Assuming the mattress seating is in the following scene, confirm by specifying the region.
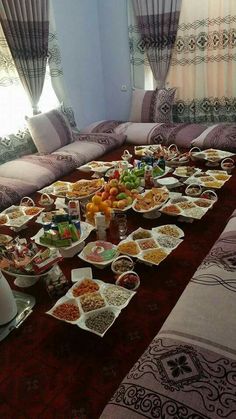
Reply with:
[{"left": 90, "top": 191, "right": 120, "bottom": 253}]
[{"left": 100, "top": 209, "right": 236, "bottom": 419}]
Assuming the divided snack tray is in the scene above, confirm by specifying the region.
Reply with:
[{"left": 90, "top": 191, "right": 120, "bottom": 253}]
[
  {"left": 0, "top": 205, "right": 43, "bottom": 228},
  {"left": 191, "top": 148, "right": 235, "bottom": 162},
  {"left": 184, "top": 170, "right": 231, "bottom": 189},
  {"left": 160, "top": 195, "right": 215, "bottom": 220},
  {"left": 47, "top": 278, "right": 136, "bottom": 337},
  {"left": 117, "top": 226, "right": 183, "bottom": 266},
  {"left": 38, "top": 179, "right": 104, "bottom": 199},
  {"left": 78, "top": 160, "right": 118, "bottom": 173}
]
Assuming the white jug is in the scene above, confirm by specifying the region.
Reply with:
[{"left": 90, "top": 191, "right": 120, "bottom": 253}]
[{"left": 0, "top": 272, "right": 17, "bottom": 325}]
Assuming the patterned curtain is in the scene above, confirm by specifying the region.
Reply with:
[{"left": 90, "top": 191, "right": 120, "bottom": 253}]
[
  {"left": 48, "top": 3, "right": 76, "bottom": 127},
  {"left": 167, "top": 0, "right": 236, "bottom": 122},
  {"left": 0, "top": 0, "right": 49, "bottom": 114},
  {"left": 130, "top": 0, "right": 181, "bottom": 88}
]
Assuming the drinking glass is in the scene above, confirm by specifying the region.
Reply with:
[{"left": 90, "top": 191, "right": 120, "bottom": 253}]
[{"left": 116, "top": 213, "right": 127, "bottom": 240}]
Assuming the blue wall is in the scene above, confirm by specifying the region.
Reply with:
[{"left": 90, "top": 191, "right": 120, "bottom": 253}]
[
  {"left": 52, "top": 0, "right": 131, "bottom": 128},
  {"left": 98, "top": 0, "right": 132, "bottom": 121}
]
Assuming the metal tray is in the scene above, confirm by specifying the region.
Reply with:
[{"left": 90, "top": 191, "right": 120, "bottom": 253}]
[{"left": 0, "top": 290, "right": 35, "bottom": 342}]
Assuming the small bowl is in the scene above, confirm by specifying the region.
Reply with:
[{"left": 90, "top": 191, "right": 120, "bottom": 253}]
[
  {"left": 221, "top": 158, "right": 235, "bottom": 174},
  {"left": 111, "top": 255, "right": 134, "bottom": 275},
  {"left": 189, "top": 147, "right": 201, "bottom": 161},
  {"left": 116, "top": 270, "right": 140, "bottom": 291},
  {"left": 185, "top": 183, "right": 202, "bottom": 197},
  {"left": 200, "top": 189, "right": 218, "bottom": 202}
]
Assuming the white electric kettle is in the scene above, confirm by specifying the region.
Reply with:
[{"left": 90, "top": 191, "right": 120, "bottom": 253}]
[{"left": 0, "top": 272, "right": 17, "bottom": 325}]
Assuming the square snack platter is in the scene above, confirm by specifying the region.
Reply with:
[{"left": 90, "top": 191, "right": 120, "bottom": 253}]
[
  {"left": 184, "top": 170, "right": 231, "bottom": 189},
  {"left": 192, "top": 148, "right": 235, "bottom": 161},
  {"left": 47, "top": 277, "right": 136, "bottom": 337},
  {"left": 116, "top": 226, "right": 184, "bottom": 267},
  {"left": 0, "top": 205, "right": 43, "bottom": 230},
  {"left": 160, "top": 195, "right": 215, "bottom": 220}
]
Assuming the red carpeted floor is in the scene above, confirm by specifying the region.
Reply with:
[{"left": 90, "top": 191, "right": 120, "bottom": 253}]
[{"left": 0, "top": 145, "right": 236, "bottom": 419}]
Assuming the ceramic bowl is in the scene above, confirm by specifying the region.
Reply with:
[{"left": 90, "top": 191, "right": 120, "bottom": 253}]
[{"left": 116, "top": 270, "right": 140, "bottom": 291}]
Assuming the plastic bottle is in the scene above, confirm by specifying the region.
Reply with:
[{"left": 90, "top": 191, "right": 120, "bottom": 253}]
[
  {"left": 158, "top": 155, "right": 166, "bottom": 171},
  {"left": 68, "top": 200, "right": 80, "bottom": 220},
  {"left": 144, "top": 165, "right": 154, "bottom": 189}
]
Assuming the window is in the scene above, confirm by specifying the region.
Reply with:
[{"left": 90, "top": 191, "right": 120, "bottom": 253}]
[{"left": 0, "top": 66, "right": 59, "bottom": 137}]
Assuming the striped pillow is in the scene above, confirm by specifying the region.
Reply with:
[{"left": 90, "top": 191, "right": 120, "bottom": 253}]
[
  {"left": 26, "top": 109, "right": 74, "bottom": 153},
  {"left": 129, "top": 88, "right": 176, "bottom": 123}
]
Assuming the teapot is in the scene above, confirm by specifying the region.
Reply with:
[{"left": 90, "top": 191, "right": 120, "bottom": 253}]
[{"left": 0, "top": 272, "right": 17, "bottom": 325}]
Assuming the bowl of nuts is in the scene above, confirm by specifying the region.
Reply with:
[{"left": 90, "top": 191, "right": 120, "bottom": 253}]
[{"left": 111, "top": 255, "right": 134, "bottom": 276}]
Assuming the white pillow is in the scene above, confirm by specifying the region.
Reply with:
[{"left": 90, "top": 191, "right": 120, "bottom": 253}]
[{"left": 26, "top": 109, "right": 74, "bottom": 153}]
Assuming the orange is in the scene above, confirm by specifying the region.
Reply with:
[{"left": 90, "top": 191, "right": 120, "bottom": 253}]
[
  {"left": 110, "top": 187, "right": 118, "bottom": 196},
  {"left": 86, "top": 211, "right": 94, "bottom": 221},
  {"left": 103, "top": 207, "right": 111, "bottom": 217},
  {"left": 101, "top": 191, "right": 109, "bottom": 201},
  {"left": 92, "top": 195, "right": 102, "bottom": 205},
  {"left": 86, "top": 202, "right": 94, "bottom": 212},
  {"left": 99, "top": 201, "right": 109, "bottom": 212}
]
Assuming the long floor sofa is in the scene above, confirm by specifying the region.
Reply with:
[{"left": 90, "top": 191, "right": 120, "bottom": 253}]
[
  {"left": 0, "top": 129, "right": 126, "bottom": 211},
  {"left": 100, "top": 209, "right": 236, "bottom": 418}
]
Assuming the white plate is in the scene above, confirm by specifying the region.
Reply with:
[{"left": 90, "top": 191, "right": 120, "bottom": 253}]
[
  {"left": 137, "top": 247, "right": 171, "bottom": 266},
  {"left": 1, "top": 205, "right": 43, "bottom": 228},
  {"left": 192, "top": 148, "right": 235, "bottom": 162},
  {"left": 32, "top": 222, "right": 94, "bottom": 255},
  {"left": 173, "top": 167, "right": 201, "bottom": 179},
  {"left": 152, "top": 224, "right": 185, "bottom": 238},
  {"left": 46, "top": 296, "right": 81, "bottom": 325},
  {"left": 78, "top": 241, "right": 119, "bottom": 268},
  {"left": 156, "top": 177, "right": 180, "bottom": 188},
  {"left": 71, "top": 267, "right": 93, "bottom": 283},
  {"left": 77, "top": 306, "right": 121, "bottom": 337},
  {"left": 132, "top": 187, "right": 169, "bottom": 214}
]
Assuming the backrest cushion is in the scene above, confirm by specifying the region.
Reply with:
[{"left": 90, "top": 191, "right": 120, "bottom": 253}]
[
  {"left": 0, "top": 128, "right": 37, "bottom": 164},
  {"left": 129, "top": 88, "right": 176, "bottom": 123},
  {"left": 26, "top": 109, "right": 74, "bottom": 154}
]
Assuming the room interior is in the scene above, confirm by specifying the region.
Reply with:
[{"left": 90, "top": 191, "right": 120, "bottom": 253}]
[{"left": 0, "top": 1, "right": 236, "bottom": 418}]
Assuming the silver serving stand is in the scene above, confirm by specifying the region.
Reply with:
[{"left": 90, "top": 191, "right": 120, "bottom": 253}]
[{"left": 0, "top": 290, "right": 35, "bottom": 342}]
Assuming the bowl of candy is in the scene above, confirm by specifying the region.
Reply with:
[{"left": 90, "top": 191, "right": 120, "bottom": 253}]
[{"left": 116, "top": 270, "right": 140, "bottom": 291}]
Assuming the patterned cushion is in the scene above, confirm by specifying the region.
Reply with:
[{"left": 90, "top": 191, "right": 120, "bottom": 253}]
[
  {"left": 26, "top": 109, "right": 74, "bottom": 154},
  {"left": 129, "top": 88, "right": 176, "bottom": 123},
  {"left": 0, "top": 128, "right": 37, "bottom": 164},
  {"left": 0, "top": 177, "right": 38, "bottom": 211},
  {"left": 191, "top": 123, "right": 236, "bottom": 152}
]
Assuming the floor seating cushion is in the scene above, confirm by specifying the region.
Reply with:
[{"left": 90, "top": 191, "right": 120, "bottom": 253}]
[
  {"left": 81, "top": 120, "right": 236, "bottom": 152},
  {"left": 100, "top": 209, "right": 236, "bottom": 418},
  {"left": 0, "top": 177, "right": 38, "bottom": 211},
  {"left": 0, "top": 133, "right": 126, "bottom": 211}
]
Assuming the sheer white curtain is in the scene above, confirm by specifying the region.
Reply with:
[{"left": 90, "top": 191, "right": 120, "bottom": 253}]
[{"left": 0, "top": 0, "right": 71, "bottom": 136}]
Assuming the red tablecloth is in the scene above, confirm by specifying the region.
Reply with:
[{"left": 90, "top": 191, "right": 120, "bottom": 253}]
[{"left": 1, "top": 145, "right": 236, "bottom": 419}]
